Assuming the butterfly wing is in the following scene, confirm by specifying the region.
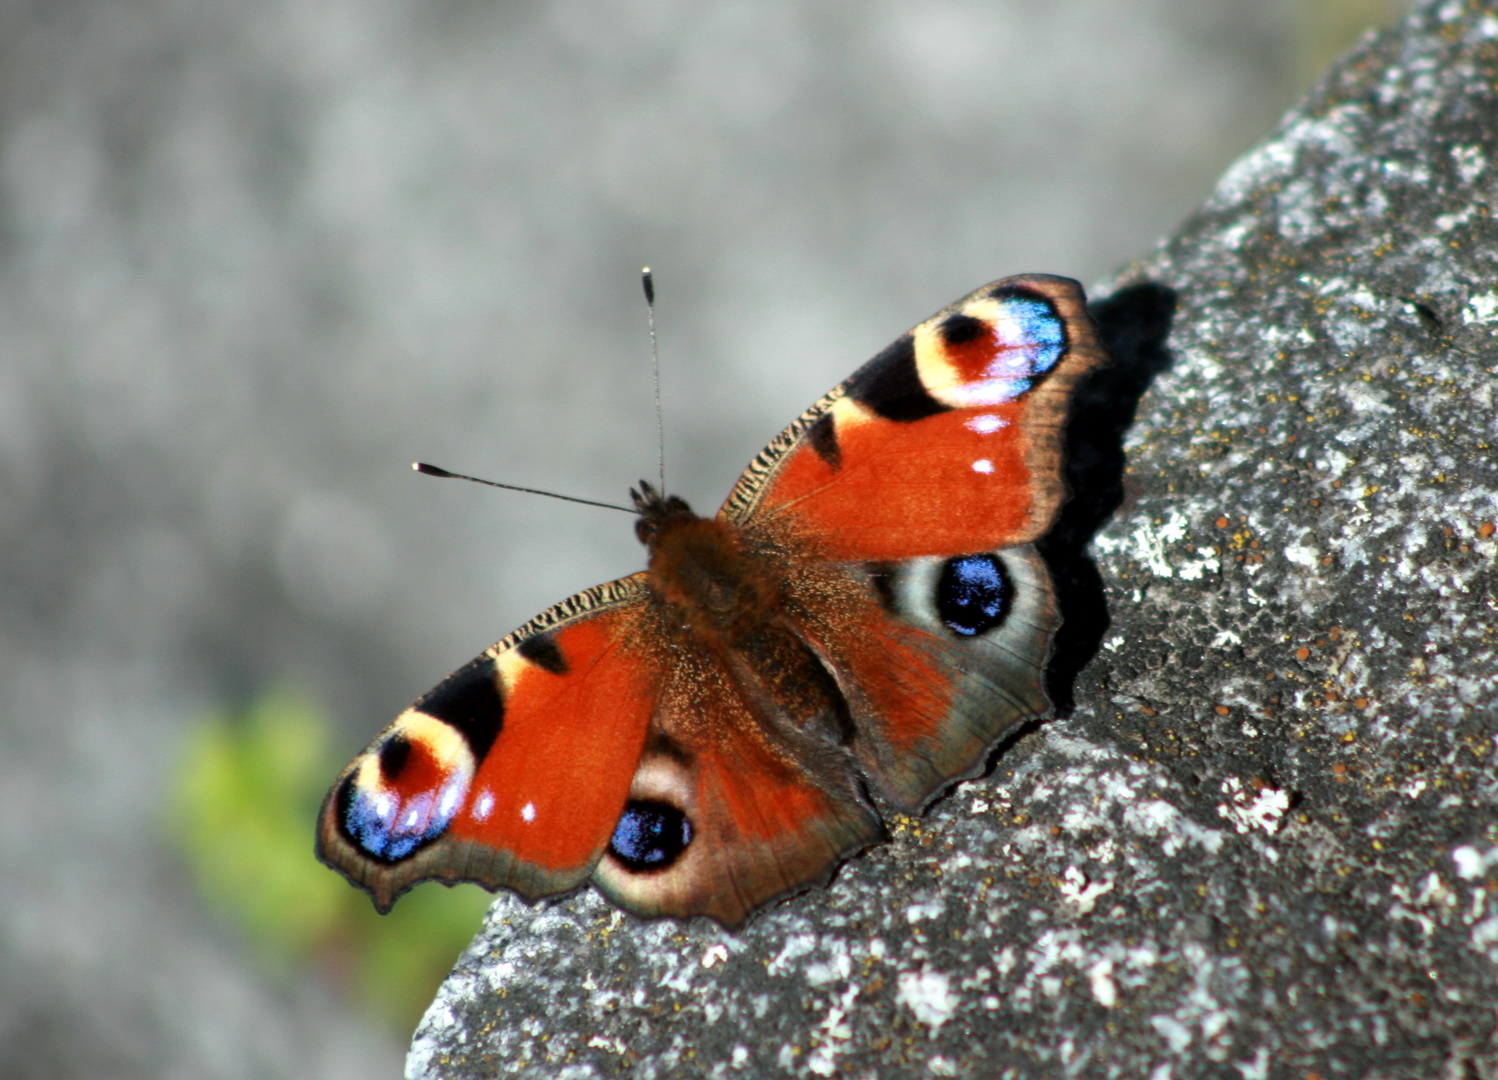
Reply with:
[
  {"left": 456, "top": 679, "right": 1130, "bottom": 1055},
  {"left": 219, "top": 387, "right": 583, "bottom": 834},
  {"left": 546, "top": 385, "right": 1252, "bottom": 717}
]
[
  {"left": 720, "top": 275, "right": 1105, "bottom": 808},
  {"left": 316, "top": 576, "right": 660, "bottom": 912},
  {"left": 721, "top": 274, "right": 1105, "bottom": 558},
  {"left": 779, "top": 543, "right": 1059, "bottom": 810},
  {"left": 589, "top": 620, "right": 884, "bottom": 926}
]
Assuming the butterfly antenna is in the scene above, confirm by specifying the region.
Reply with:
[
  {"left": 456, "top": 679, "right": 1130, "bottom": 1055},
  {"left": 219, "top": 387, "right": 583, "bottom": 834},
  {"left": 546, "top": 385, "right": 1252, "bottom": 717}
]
[
  {"left": 413, "top": 462, "right": 634, "bottom": 513},
  {"left": 642, "top": 267, "right": 666, "bottom": 496}
]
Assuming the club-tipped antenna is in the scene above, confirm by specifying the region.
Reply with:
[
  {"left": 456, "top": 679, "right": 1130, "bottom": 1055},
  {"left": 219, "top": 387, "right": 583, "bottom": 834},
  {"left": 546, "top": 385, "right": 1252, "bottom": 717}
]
[
  {"left": 413, "top": 462, "right": 634, "bottom": 513},
  {"left": 642, "top": 267, "right": 666, "bottom": 497}
]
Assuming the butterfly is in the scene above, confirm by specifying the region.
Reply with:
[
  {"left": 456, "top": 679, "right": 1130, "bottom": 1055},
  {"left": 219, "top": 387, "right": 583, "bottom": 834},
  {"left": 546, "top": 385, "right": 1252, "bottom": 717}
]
[{"left": 316, "top": 275, "right": 1107, "bottom": 927}]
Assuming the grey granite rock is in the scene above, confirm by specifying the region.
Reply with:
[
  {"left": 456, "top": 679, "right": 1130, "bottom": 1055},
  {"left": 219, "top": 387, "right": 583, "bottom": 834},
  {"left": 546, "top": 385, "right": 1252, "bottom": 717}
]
[{"left": 409, "top": 2, "right": 1498, "bottom": 1076}]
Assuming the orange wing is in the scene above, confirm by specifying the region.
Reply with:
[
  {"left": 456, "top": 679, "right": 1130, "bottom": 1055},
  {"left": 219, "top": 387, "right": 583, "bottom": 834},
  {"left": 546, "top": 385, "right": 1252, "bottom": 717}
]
[
  {"left": 720, "top": 275, "right": 1105, "bottom": 560},
  {"left": 316, "top": 577, "right": 658, "bottom": 911}
]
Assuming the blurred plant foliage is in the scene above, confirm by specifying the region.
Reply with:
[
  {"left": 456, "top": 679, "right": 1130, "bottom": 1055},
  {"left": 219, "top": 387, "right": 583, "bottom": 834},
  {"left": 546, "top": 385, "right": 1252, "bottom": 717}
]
[{"left": 168, "top": 689, "right": 491, "bottom": 1031}]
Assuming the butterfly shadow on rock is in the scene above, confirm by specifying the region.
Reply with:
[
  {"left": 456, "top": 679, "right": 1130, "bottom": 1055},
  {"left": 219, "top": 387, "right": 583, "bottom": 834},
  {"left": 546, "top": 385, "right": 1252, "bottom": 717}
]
[{"left": 1038, "top": 280, "right": 1178, "bottom": 718}]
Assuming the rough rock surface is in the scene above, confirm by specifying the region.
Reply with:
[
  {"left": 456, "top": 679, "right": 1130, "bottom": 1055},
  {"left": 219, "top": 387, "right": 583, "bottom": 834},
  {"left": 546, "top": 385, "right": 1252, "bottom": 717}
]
[{"left": 409, "top": 3, "right": 1498, "bottom": 1076}]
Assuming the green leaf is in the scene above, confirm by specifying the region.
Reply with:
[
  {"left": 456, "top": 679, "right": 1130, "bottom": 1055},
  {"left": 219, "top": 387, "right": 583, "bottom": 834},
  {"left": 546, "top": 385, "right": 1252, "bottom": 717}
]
[{"left": 167, "top": 688, "right": 489, "bottom": 1030}]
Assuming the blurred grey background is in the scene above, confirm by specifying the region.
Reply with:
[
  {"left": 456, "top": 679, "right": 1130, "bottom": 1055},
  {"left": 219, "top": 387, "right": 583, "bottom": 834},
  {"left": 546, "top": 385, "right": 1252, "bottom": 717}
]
[{"left": 0, "top": 0, "right": 1405, "bottom": 1076}]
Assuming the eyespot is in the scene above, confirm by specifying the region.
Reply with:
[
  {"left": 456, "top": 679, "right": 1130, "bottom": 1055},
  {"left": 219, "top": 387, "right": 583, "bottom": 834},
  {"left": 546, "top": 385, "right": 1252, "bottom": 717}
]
[
  {"left": 378, "top": 733, "right": 412, "bottom": 780},
  {"left": 337, "top": 721, "right": 474, "bottom": 863},
  {"left": 608, "top": 800, "right": 693, "bottom": 871},
  {"left": 938, "top": 312, "right": 988, "bottom": 345},
  {"left": 934, "top": 289, "right": 1066, "bottom": 407},
  {"left": 936, "top": 553, "right": 1011, "bottom": 636},
  {"left": 340, "top": 772, "right": 436, "bottom": 862}
]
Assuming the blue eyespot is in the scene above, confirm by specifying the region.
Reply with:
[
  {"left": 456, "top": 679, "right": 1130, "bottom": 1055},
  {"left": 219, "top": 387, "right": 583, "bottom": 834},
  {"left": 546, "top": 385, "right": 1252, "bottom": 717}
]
[
  {"left": 609, "top": 800, "right": 692, "bottom": 871},
  {"left": 937, "top": 554, "right": 1011, "bottom": 637},
  {"left": 1003, "top": 296, "right": 1064, "bottom": 378},
  {"left": 343, "top": 783, "right": 431, "bottom": 860},
  {"left": 946, "top": 291, "right": 1067, "bottom": 406},
  {"left": 337, "top": 746, "right": 467, "bottom": 863}
]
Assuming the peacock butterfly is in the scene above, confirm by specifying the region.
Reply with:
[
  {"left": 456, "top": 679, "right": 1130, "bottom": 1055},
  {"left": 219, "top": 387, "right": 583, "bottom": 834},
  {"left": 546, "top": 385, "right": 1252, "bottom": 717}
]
[{"left": 316, "top": 274, "right": 1107, "bottom": 927}]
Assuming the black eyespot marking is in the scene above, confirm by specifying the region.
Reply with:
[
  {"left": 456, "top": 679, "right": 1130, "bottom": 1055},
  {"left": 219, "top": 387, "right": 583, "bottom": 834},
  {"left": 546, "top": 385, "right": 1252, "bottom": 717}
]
[
  {"left": 416, "top": 656, "right": 504, "bottom": 760},
  {"left": 337, "top": 760, "right": 453, "bottom": 864},
  {"left": 936, "top": 554, "right": 1011, "bottom": 637},
  {"left": 807, "top": 412, "right": 842, "bottom": 469},
  {"left": 847, "top": 335, "right": 948, "bottom": 422},
  {"left": 985, "top": 282, "right": 1050, "bottom": 308},
  {"left": 938, "top": 312, "right": 987, "bottom": 345},
  {"left": 609, "top": 800, "right": 693, "bottom": 872},
  {"left": 378, "top": 733, "right": 412, "bottom": 781},
  {"left": 335, "top": 773, "right": 357, "bottom": 818},
  {"left": 334, "top": 773, "right": 378, "bottom": 853},
  {"left": 517, "top": 633, "right": 568, "bottom": 675}
]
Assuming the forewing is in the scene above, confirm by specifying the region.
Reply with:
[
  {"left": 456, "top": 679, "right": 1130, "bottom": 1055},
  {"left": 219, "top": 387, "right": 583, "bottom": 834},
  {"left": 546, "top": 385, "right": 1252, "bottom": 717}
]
[
  {"left": 316, "top": 576, "right": 659, "bottom": 912},
  {"left": 720, "top": 274, "right": 1106, "bottom": 560}
]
